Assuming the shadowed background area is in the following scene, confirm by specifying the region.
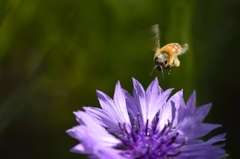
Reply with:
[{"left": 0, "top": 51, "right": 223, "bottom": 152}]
[{"left": 0, "top": 0, "right": 239, "bottom": 158}]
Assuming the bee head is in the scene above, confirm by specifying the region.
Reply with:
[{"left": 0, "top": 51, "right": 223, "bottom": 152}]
[
  {"left": 155, "top": 57, "right": 167, "bottom": 71},
  {"left": 150, "top": 57, "right": 167, "bottom": 78}
]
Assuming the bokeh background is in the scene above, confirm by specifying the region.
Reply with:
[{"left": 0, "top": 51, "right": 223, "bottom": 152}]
[{"left": 0, "top": 0, "right": 239, "bottom": 158}]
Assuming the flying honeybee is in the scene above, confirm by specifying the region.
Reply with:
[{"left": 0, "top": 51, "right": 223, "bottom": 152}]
[{"left": 149, "top": 24, "right": 189, "bottom": 78}]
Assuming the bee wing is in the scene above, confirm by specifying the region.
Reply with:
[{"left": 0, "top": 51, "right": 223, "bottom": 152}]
[
  {"left": 130, "top": 24, "right": 161, "bottom": 52},
  {"left": 148, "top": 24, "right": 160, "bottom": 52},
  {"left": 179, "top": 43, "right": 189, "bottom": 55}
]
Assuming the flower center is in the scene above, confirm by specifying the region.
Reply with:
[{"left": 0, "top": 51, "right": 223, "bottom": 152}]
[{"left": 116, "top": 114, "right": 186, "bottom": 159}]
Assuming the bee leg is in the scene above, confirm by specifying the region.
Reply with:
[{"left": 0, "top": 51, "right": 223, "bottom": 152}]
[{"left": 168, "top": 69, "right": 171, "bottom": 75}]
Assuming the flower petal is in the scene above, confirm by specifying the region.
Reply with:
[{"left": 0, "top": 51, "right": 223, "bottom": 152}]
[
  {"left": 113, "top": 81, "right": 130, "bottom": 125},
  {"left": 178, "top": 120, "right": 222, "bottom": 138},
  {"left": 158, "top": 90, "right": 182, "bottom": 129},
  {"left": 83, "top": 107, "right": 120, "bottom": 131},
  {"left": 96, "top": 89, "right": 129, "bottom": 132},
  {"left": 146, "top": 78, "right": 161, "bottom": 111},
  {"left": 93, "top": 147, "right": 126, "bottom": 159},
  {"left": 192, "top": 103, "right": 212, "bottom": 123},
  {"left": 207, "top": 133, "right": 227, "bottom": 144},
  {"left": 148, "top": 88, "right": 174, "bottom": 126},
  {"left": 132, "top": 78, "right": 147, "bottom": 123},
  {"left": 185, "top": 91, "right": 196, "bottom": 115},
  {"left": 72, "top": 112, "right": 120, "bottom": 144},
  {"left": 66, "top": 112, "right": 122, "bottom": 157},
  {"left": 96, "top": 90, "right": 119, "bottom": 122},
  {"left": 179, "top": 134, "right": 228, "bottom": 159}
]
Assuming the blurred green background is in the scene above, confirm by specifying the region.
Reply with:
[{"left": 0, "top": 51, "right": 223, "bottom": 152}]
[{"left": 0, "top": 0, "right": 238, "bottom": 158}]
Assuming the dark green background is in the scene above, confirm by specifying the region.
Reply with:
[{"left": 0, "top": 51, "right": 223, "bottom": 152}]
[{"left": 0, "top": 0, "right": 238, "bottom": 158}]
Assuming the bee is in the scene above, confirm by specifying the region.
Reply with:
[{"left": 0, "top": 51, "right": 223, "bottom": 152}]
[{"left": 149, "top": 24, "right": 189, "bottom": 78}]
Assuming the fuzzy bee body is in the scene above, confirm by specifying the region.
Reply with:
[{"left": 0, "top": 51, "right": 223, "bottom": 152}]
[
  {"left": 154, "top": 43, "right": 188, "bottom": 73},
  {"left": 149, "top": 24, "right": 188, "bottom": 76}
]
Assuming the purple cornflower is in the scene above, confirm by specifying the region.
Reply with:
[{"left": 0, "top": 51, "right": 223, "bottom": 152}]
[{"left": 67, "top": 78, "right": 228, "bottom": 159}]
